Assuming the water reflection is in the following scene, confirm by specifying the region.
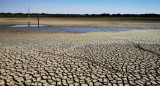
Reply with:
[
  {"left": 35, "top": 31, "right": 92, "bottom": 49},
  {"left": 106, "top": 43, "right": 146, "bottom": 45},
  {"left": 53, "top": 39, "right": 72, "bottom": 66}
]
[
  {"left": 10, "top": 25, "right": 48, "bottom": 27},
  {"left": 24, "top": 26, "right": 136, "bottom": 33},
  {"left": 1, "top": 25, "right": 137, "bottom": 33}
]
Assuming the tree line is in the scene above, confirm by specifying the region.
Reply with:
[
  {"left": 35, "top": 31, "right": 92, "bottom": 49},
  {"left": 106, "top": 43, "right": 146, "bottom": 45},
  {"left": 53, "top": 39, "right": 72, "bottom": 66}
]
[{"left": 0, "top": 13, "right": 160, "bottom": 17}]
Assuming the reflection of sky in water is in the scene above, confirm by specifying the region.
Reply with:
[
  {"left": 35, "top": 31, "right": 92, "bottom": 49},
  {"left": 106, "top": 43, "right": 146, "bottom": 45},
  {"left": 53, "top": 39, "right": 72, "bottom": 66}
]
[
  {"left": 40, "top": 27, "right": 135, "bottom": 33},
  {"left": 0, "top": 25, "right": 139, "bottom": 33},
  {"left": 152, "top": 27, "right": 160, "bottom": 29},
  {"left": 10, "top": 25, "right": 48, "bottom": 27},
  {"left": 0, "top": 25, "right": 142, "bottom": 33},
  {"left": 23, "top": 26, "right": 136, "bottom": 33}
]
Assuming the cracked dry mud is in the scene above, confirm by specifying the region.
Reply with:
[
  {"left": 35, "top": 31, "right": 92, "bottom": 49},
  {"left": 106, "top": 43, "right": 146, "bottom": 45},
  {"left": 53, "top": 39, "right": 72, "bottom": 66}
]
[{"left": 0, "top": 31, "right": 160, "bottom": 86}]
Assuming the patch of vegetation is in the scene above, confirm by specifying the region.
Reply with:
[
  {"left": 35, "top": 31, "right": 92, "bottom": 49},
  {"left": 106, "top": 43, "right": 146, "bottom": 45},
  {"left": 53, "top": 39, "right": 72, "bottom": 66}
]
[{"left": 0, "top": 13, "right": 160, "bottom": 18}]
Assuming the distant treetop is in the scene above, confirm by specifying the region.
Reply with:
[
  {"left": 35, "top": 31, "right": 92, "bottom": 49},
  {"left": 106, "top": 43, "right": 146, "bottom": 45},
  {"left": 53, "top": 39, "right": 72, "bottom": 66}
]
[{"left": 0, "top": 13, "right": 160, "bottom": 17}]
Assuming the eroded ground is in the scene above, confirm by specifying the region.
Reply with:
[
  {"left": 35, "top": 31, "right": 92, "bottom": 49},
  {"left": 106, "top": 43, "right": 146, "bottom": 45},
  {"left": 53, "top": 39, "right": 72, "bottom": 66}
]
[{"left": 0, "top": 30, "right": 160, "bottom": 85}]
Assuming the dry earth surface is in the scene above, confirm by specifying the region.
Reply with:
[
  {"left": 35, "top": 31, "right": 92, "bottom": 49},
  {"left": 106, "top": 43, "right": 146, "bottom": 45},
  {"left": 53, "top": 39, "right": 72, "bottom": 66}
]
[
  {"left": 0, "top": 18, "right": 160, "bottom": 86},
  {"left": 0, "top": 17, "right": 160, "bottom": 29}
]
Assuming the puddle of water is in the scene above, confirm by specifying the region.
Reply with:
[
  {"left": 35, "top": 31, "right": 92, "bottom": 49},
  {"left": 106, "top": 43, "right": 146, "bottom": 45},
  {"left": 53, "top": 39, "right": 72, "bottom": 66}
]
[
  {"left": 10, "top": 25, "right": 48, "bottom": 27},
  {"left": 0, "top": 25, "right": 9, "bottom": 28},
  {"left": 24, "top": 26, "right": 136, "bottom": 33},
  {"left": 152, "top": 27, "right": 160, "bottom": 29},
  {"left": 0, "top": 25, "right": 137, "bottom": 33}
]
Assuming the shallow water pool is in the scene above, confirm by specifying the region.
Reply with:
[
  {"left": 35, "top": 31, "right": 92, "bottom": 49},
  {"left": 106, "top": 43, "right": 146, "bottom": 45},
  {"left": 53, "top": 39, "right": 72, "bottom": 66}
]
[
  {"left": 10, "top": 25, "right": 48, "bottom": 27},
  {"left": 22, "top": 26, "right": 136, "bottom": 33},
  {"left": 1, "top": 25, "right": 137, "bottom": 33}
]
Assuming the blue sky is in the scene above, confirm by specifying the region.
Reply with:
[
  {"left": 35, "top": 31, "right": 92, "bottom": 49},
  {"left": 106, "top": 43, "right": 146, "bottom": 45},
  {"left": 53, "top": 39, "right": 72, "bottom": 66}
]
[{"left": 0, "top": 0, "right": 160, "bottom": 14}]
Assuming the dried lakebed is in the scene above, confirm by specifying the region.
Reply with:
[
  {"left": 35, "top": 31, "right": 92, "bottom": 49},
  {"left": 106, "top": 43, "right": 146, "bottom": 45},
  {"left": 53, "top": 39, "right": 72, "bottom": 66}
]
[{"left": 0, "top": 27, "right": 160, "bottom": 85}]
